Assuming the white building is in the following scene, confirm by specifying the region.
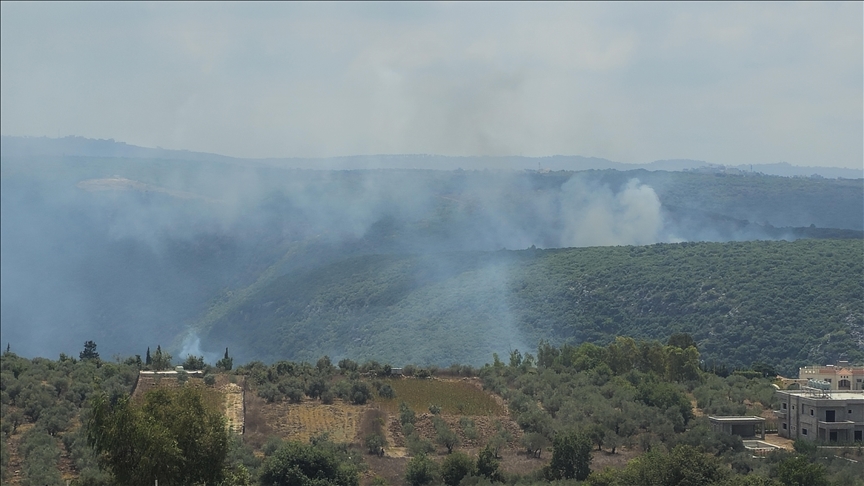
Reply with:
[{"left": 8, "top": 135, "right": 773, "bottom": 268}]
[{"left": 797, "top": 362, "right": 864, "bottom": 390}]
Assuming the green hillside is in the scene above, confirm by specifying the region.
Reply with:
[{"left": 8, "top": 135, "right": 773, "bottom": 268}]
[
  {"left": 203, "top": 239, "right": 863, "bottom": 374},
  {"left": 3, "top": 150, "right": 862, "bottom": 361}
]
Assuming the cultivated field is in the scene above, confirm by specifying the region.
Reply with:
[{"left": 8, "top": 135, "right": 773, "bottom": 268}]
[
  {"left": 375, "top": 377, "right": 506, "bottom": 416},
  {"left": 252, "top": 399, "right": 366, "bottom": 444}
]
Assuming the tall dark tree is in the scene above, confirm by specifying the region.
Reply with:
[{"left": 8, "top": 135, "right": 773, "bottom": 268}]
[
  {"left": 79, "top": 340, "right": 99, "bottom": 361},
  {"left": 145, "top": 347, "right": 152, "bottom": 366},
  {"left": 151, "top": 345, "right": 172, "bottom": 371},
  {"left": 216, "top": 347, "right": 233, "bottom": 372}
]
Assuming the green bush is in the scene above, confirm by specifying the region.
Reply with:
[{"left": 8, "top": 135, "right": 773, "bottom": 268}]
[{"left": 405, "top": 454, "right": 437, "bottom": 486}]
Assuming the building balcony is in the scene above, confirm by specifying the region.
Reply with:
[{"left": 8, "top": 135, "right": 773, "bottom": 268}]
[{"left": 817, "top": 420, "right": 857, "bottom": 429}]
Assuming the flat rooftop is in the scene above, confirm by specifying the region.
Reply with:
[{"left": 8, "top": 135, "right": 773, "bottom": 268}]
[
  {"left": 708, "top": 416, "right": 765, "bottom": 422},
  {"left": 777, "top": 390, "right": 864, "bottom": 400}
]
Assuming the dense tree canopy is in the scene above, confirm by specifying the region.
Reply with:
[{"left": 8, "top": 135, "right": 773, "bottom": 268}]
[
  {"left": 87, "top": 387, "right": 228, "bottom": 486},
  {"left": 205, "top": 239, "right": 863, "bottom": 375},
  {"left": 258, "top": 438, "right": 360, "bottom": 486}
]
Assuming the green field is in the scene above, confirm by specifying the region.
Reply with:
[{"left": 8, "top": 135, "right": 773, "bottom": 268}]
[{"left": 375, "top": 378, "right": 506, "bottom": 416}]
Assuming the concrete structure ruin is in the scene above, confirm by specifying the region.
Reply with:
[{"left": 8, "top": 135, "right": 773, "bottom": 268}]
[{"left": 708, "top": 416, "right": 766, "bottom": 440}]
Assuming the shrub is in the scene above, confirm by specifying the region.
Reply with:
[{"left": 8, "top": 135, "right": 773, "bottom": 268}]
[
  {"left": 407, "top": 434, "right": 435, "bottom": 456},
  {"left": 442, "top": 452, "right": 475, "bottom": 486},
  {"left": 285, "top": 387, "right": 304, "bottom": 404},
  {"left": 399, "top": 402, "right": 416, "bottom": 426},
  {"left": 378, "top": 383, "right": 396, "bottom": 399},
  {"left": 365, "top": 434, "right": 387, "bottom": 457},
  {"left": 350, "top": 382, "right": 372, "bottom": 405},
  {"left": 405, "top": 454, "right": 437, "bottom": 486}
]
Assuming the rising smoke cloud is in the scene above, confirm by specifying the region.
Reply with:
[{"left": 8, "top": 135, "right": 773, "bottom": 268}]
[
  {"left": 0, "top": 152, "right": 715, "bottom": 364},
  {"left": 558, "top": 177, "right": 663, "bottom": 247}
]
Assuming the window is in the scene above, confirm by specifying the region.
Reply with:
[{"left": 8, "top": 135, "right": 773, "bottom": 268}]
[
  {"left": 802, "top": 428, "right": 808, "bottom": 436},
  {"left": 810, "top": 409, "right": 814, "bottom": 416},
  {"left": 782, "top": 403, "right": 787, "bottom": 409},
  {"left": 850, "top": 410, "right": 854, "bottom": 414},
  {"left": 782, "top": 423, "right": 787, "bottom": 430}
]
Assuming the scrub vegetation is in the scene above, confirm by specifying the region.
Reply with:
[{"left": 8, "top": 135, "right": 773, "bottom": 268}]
[
  {"left": 2, "top": 339, "right": 862, "bottom": 485},
  {"left": 206, "top": 239, "right": 863, "bottom": 375}
]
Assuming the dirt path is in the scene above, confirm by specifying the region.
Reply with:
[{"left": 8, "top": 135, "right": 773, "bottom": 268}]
[
  {"left": 222, "top": 382, "right": 245, "bottom": 434},
  {"left": 761, "top": 433, "right": 794, "bottom": 450}
]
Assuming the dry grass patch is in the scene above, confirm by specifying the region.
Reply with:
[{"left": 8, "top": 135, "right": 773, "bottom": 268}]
[
  {"left": 257, "top": 399, "right": 367, "bottom": 444},
  {"left": 376, "top": 378, "right": 505, "bottom": 416},
  {"left": 362, "top": 455, "right": 409, "bottom": 486}
]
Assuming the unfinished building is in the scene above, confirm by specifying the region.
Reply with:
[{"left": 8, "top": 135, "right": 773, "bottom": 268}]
[{"left": 775, "top": 380, "right": 864, "bottom": 443}]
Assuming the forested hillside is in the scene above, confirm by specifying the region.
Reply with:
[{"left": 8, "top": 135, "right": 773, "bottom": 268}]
[
  {"left": 2, "top": 147, "right": 862, "bottom": 365},
  {"left": 203, "top": 239, "right": 863, "bottom": 375}
]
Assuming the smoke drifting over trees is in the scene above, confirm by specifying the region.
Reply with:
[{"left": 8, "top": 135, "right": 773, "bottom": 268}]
[{"left": 1, "top": 137, "right": 861, "bottom": 364}]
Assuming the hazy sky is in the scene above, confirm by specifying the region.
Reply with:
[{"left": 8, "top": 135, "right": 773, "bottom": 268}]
[{"left": 1, "top": 2, "right": 861, "bottom": 168}]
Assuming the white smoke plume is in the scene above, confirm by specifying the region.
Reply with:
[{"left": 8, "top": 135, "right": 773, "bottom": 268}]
[{"left": 559, "top": 177, "right": 663, "bottom": 247}]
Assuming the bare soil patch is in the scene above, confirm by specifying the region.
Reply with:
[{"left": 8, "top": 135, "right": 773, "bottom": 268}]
[{"left": 257, "top": 398, "right": 368, "bottom": 444}]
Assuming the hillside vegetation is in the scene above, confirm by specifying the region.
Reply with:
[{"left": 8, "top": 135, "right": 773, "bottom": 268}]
[
  {"left": 2, "top": 150, "right": 862, "bottom": 367},
  {"left": 204, "top": 239, "right": 863, "bottom": 374},
  {"left": 3, "top": 338, "right": 863, "bottom": 485}
]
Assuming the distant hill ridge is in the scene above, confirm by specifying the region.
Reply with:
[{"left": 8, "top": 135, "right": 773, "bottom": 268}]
[{"left": 3, "top": 135, "right": 861, "bottom": 178}]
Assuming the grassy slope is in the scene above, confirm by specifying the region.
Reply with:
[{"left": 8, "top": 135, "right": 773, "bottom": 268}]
[{"left": 203, "top": 239, "right": 863, "bottom": 374}]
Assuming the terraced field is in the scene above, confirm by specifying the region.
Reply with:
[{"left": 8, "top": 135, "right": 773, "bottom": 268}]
[
  {"left": 258, "top": 401, "right": 366, "bottom": 443},
  {"left": 375, "top": 377, "right": 507, "bottom": 416}
]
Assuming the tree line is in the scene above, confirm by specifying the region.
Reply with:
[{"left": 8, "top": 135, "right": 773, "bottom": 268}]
[{"left": 2, "top": 337, "right": 862, "bottom": 485}]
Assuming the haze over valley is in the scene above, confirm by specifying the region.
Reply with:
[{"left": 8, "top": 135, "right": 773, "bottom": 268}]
[
  {"left": 3, "top": 3, "right": 864, "bottom": 484},
  {"left": 1, "top": 136, "right": 861, "bottom": 374}
]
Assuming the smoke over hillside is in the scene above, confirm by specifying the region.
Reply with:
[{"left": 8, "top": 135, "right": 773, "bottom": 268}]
[{"left": 1, "top": 138, "right": 862, "bottom": 363}]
